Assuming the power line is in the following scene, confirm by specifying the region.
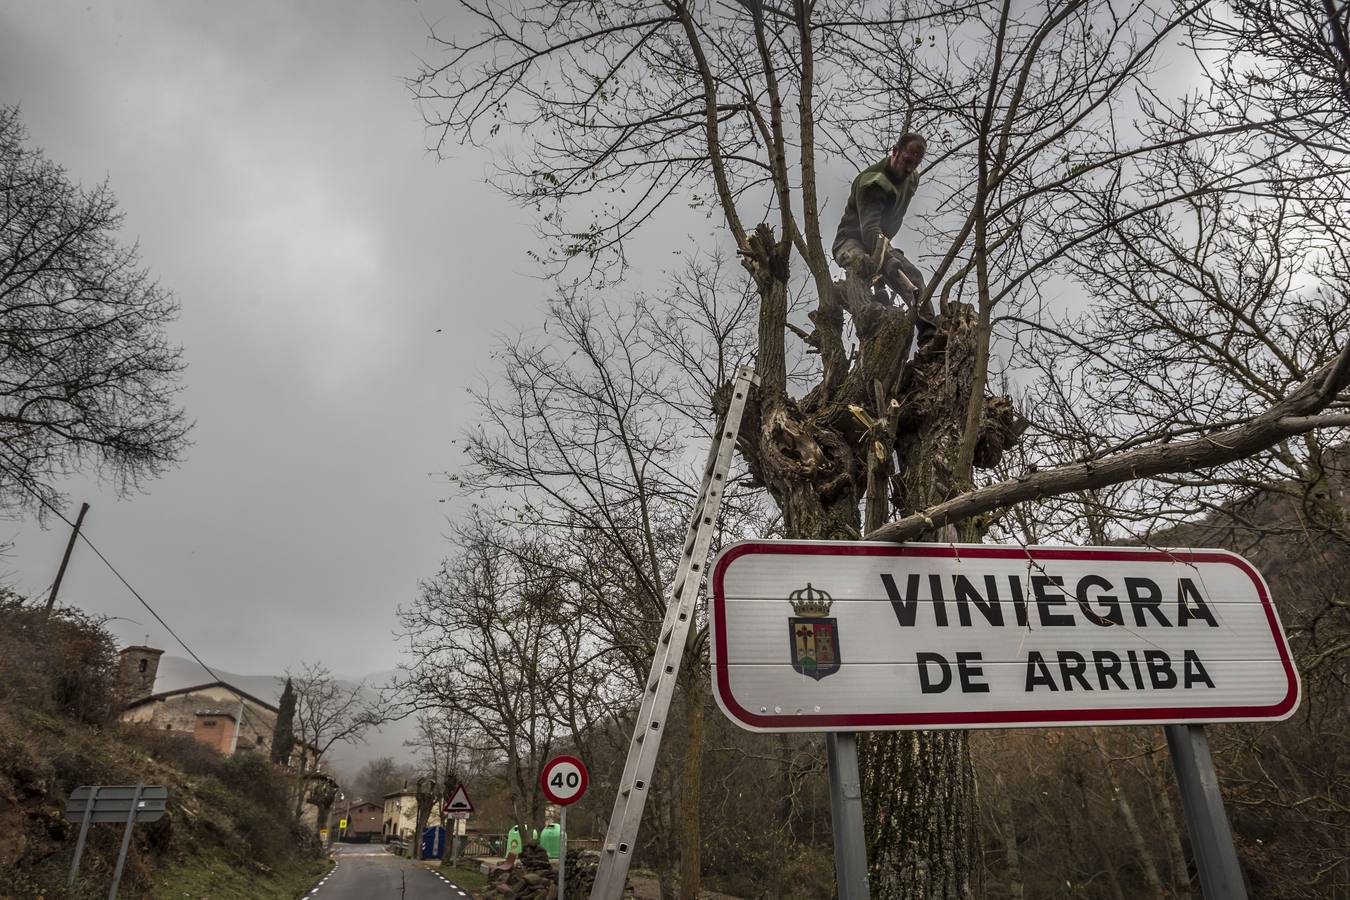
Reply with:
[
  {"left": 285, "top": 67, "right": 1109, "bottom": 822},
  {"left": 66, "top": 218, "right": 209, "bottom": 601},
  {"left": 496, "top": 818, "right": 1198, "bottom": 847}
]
[{"left": 21, "top": 488, "right": 275, "bottom": 742}]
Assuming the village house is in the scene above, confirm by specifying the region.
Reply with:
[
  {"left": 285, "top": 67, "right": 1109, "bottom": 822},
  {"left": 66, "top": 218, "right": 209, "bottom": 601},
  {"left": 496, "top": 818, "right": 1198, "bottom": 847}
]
[
  {"left": 329, "top": 799, "right": 383, "bottom": 843},
  {"left": 382, "top": 789, "right": 446, "bottom": 842}
]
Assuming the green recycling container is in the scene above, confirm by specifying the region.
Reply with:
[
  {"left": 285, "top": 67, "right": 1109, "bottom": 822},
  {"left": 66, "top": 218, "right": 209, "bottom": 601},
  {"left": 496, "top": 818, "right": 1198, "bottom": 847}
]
[
  {"left": 505, "top": 826, "right": 539, "bottom": 855},
  {"left": 539, "top": 823, "right": 563, "bottom": 859}
]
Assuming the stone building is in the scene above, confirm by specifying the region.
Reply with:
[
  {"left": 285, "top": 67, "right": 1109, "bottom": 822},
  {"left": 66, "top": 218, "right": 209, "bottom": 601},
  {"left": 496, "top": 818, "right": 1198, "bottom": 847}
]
[
  {"left": 118, "top": 645, "right": 164, "bottom": 700},
  {"left": 122, "top": 679, "right": 281, "bottom": 756},
  {"left": 116, "top": 645, "right": 315, "bottom": 766}
]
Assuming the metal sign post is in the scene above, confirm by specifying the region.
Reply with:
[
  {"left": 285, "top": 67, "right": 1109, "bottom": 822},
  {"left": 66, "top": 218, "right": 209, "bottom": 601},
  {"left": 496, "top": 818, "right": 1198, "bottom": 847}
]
[
  {"left": 826, "top": 734, "right": 870, "bottom": 900},
  {"left": 106, "top": 783, "right": 143, "bottom": 900},
  {"left": 1165, "top": 724, "right": 1249, "bottom": 899},
  {"left": 558, "top": 805, "right": 569, "bottom": 900},
  {"left": 541, "top": 756, "right": 588, "bottom": 900},
  {"left": 65, "top": 784, "right": 168, "bottom": 897},
  {"left": 68, "top": 787, "right": 98, "bottom": 886}
]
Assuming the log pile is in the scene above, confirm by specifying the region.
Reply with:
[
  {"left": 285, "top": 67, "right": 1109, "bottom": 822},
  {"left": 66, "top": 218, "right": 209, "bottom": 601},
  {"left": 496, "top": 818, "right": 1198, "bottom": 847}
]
[{"left": 482, "top": 845, "right": 632, "bottom": 899}]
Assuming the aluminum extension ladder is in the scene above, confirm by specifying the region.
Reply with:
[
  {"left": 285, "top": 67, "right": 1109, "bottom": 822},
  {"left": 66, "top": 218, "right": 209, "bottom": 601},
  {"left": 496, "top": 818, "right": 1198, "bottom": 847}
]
[{"left": 590, "top": 365, "right": 758, "bottom": 899}]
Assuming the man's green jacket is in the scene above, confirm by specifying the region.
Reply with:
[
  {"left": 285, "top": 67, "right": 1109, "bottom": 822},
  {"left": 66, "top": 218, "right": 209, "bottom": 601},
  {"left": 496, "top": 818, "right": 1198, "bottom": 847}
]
[{"left": 832, "top": 157, "right": 920, "bottom": 261}]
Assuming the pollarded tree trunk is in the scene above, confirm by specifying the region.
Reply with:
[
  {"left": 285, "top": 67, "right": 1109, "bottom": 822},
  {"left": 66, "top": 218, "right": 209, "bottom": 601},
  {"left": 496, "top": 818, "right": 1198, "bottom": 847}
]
[
  {"left": 728, "top": 232, "right": 1026, "bottom": 899},
  {"left": 414, "top": 780, "right": 437, "bottom": 860},
  {"left": 857, "top": 304, "right": 985, "bottom": 900}
]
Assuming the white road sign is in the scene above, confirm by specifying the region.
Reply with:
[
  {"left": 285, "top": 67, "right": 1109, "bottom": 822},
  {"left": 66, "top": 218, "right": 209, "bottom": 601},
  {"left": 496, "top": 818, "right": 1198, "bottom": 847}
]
[
  {"left": 711, "top": 541, "right": 1299, "bottom": 732},
  {"left": 539, "top": 756, "right": 588, "bottom": 806},
  {"left": 444, "top": 783, "right": 473, "bottom": 815}
]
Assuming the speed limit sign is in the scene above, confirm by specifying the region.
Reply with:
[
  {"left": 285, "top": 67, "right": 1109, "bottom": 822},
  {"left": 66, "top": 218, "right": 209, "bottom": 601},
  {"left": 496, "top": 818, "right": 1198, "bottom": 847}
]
[{"left": 539, "top": 755, "right": 588, "bottom": 806}]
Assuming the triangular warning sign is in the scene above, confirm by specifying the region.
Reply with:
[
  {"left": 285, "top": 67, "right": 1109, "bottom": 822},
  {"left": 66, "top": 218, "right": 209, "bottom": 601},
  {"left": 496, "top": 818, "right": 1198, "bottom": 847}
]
[{"left": 444, "top": 783, "right": 474, "bottom": 813}]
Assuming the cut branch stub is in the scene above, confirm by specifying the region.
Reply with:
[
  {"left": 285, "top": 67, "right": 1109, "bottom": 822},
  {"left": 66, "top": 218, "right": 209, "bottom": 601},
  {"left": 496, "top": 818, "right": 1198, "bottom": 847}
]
[{"left": 974, "top": 395, "right": 1030, "bottom": 469}]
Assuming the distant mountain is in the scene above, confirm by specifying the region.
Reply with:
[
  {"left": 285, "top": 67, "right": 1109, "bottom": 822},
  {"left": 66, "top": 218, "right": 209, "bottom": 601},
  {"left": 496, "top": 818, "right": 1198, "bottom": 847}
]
[{"left": 150, "top": 656, "right": 418, "bottom": 779}]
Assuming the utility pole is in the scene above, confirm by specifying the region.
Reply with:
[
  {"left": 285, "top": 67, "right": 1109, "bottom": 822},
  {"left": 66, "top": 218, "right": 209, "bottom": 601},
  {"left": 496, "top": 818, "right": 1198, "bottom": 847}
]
[{"left": 46, "top": 502, "right": 90, "bottom": 612}]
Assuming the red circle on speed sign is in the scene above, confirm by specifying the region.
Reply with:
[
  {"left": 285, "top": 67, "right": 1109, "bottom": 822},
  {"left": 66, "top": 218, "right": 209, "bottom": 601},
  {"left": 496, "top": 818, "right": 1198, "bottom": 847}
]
[{"left": 540, "top": 756, "right": 588, "bottom": 806}]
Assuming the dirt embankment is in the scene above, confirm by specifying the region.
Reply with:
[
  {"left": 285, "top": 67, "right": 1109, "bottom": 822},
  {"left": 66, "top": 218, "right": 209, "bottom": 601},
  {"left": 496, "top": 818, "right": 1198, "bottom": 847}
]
[{"left": 0, "top": 597, "right": 326, "bottom": 899}]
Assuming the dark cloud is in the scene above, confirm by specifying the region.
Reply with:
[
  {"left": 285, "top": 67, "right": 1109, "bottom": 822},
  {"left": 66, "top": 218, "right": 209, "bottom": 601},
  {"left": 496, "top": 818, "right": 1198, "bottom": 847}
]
[{"left": 0, "top": 0, "right": 912, "bottom": 681}]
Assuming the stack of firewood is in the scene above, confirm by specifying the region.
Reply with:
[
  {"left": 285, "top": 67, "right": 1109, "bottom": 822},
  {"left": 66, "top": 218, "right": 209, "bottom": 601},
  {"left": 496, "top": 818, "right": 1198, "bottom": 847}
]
[{"left": 482, "top": 845, "right": 632, "bottom": 899}]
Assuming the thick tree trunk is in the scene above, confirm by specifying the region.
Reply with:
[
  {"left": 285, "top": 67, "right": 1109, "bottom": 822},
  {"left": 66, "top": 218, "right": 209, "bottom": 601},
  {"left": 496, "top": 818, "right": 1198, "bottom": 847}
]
[
  {"left": 732, "top": 240, "right": 1023, "bottom": 899},
  {"left": 858, "top": 730, "right": 976, "bottom": 899},
  {"left": 856, "top": 304, "right": 986, "bottom": 900}
]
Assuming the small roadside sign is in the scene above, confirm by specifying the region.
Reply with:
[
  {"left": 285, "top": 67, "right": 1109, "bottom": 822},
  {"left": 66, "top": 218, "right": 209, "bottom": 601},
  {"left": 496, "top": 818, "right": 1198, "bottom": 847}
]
[
  {"left": 65, "top": 785, "right": 168, "bottom": 824},
  {"left": 443, "top": 783, "right": 473, "bottom": 815},
  {"left": 65, "top": 784, "right": 168, "bottom": 899},
  {"left": 447, "top": 811, "right": 471, "bottom": 819},
  {"left": 339, "top": 817, "right": 347, "bottom": 829},
  {"left": 539, "top": 756, "right": 588, "bottom": 806},
  {"left": 539, "top": 757, "right": 588, "bottom": 900}
]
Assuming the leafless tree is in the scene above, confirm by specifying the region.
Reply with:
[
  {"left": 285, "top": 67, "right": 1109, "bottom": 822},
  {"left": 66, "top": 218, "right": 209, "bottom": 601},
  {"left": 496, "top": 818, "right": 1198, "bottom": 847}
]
[
  {"left": 0, "top": 106, "right": 188, "bottom": 516},
  {"left": 414, "top": 1, "right": 1349, "bottom": 894},
  {"left": 350, "top": 755, "right": 416, "bottom": 800},
  {"left": 398, "top": 515, "right": 615, "bottom": 837},
  {"left": 440, "top": 287, "right": 768, "bottom": 896},
  {"left": 406, "top": 708, "right": 469, "bottom": 858},
  {"left": 288, "top": 661, "right": 385, "bottom": 822}
]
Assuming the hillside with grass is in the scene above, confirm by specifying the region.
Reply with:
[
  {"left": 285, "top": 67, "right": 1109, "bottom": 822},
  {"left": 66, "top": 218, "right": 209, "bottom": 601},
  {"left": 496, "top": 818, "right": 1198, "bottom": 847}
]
[{"left": 0, "top": 597, "right": 329, "bottom": 899}]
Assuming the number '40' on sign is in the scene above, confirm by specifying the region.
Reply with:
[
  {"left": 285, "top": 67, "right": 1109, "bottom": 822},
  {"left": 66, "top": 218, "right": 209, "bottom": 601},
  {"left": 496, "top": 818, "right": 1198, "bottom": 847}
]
[{"left": 539, "top": 756, "right": 589, "bottom": 806}]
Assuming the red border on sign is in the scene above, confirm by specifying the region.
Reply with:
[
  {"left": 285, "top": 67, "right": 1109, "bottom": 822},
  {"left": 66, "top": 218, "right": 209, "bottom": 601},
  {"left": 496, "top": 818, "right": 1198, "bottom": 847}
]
[
  {"left": 539, "top": 755, "right": 589, "bottom": 806},
  {"left": 711, "top": 541, "right": 1300, "bottom": 730},
  {"left": 444, "top": 783, "right": 474, "bottom": 814}
]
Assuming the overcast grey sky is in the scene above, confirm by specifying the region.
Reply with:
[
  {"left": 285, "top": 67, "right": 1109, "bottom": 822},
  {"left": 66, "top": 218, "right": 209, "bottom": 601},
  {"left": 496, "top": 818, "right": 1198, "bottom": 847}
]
[
  {"left": 0, "top": 0, "right": 561, "bottom": 677},
  {"left": 0, "top": 0, "right": 944, "bottom": 681}
]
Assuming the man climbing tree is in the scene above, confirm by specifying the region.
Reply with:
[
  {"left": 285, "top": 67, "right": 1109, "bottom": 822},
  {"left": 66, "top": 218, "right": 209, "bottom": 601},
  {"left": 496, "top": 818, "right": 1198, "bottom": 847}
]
[{"left": 832, "top": 133, "right": 936, "bottom": 344}]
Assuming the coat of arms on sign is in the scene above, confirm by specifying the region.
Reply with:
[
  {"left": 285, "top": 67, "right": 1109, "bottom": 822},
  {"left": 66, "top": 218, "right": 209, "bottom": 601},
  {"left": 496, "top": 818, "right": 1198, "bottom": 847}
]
[{"left": 788, "top": 583, "right": 840, "bottom": 680}]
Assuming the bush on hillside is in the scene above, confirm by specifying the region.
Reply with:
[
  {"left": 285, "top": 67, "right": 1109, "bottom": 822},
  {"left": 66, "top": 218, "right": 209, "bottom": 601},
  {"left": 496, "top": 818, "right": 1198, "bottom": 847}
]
[
  {"left": 0, "top": 592, "right": 122, "bottom": 725},
  {"left": 124, "top": 728, "right": 302, "bottom": 868}
]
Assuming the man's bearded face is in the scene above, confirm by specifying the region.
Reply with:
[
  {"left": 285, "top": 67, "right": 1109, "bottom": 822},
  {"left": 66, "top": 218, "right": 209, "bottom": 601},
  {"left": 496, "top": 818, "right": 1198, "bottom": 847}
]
[{"left": 890, "top": 140, "right": 926, "bottom": 178}]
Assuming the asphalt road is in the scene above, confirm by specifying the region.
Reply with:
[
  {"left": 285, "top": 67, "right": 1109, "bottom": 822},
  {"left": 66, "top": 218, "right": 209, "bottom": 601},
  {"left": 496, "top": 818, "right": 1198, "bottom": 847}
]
[{"left": 307, "top": 844, "right": 475, "bottom": 900}]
